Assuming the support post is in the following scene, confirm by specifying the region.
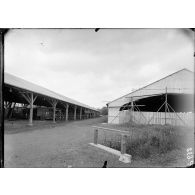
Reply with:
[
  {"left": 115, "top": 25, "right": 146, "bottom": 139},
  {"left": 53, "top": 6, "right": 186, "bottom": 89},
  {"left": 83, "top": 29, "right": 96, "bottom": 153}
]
[
  {"left": 29, "top": 93, "right": 34, "bottom": 126},
  {"left": 53, "top": 102, "right": 56, "bottom": 123},
  {"left": 80, "top": 107, "right": 82, "bottom": 120},
  {"left": 86, "top": 110, "right": 88, "bottom": 119},
  {"left": 74, "top": 105, "right": 77, "bottom": 120},
  {"left": 52, "top": 100, "right": 58, "bottom": 123},
  {"left": 66, "top": 104, "right": 69, "bottom": 121},
  {"left": 20, "top": 92, "right": 37, "bottom": 126},
  {"left": 165, "top": 87, "right": 167, "bottom": 125},
  {"left": 9, "top": 102, "right": 16, "bottom": 120},
  {"left": 46, "top": 99, "right": 58, "bottom": 123},
  {"left": 94, "top": 129, "right": 98, "bottom": 144},
  {"left": 86, "top": 109, "right": 88, "bottom": 119},
  {"left": 130, "top": 97, "right": 134, "bottom": 122},
  {"left": 121, "top": 134, "right": 127, "bottom": 154}
]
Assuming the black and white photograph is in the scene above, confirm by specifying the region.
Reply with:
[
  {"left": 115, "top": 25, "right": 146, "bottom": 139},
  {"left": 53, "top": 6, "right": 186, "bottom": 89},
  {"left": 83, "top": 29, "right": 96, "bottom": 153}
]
[{"left": 0, "top": 28, "right": 194, "bottom": 168}]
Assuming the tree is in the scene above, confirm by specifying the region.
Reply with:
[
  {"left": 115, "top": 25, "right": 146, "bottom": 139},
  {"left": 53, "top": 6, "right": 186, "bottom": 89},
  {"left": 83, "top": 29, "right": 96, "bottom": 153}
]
[{"left": 100, "top": 106, "right": 108, "bottom": 115}]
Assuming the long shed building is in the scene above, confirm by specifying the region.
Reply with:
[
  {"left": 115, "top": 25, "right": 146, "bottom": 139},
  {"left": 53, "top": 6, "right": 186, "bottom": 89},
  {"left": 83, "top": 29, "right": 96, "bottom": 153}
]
[
  {"left": 107, "top": 69, "right": 194, "bottom": 126},
  {"left": 4, "top": 72, "right": 100, "bottom": 125}
]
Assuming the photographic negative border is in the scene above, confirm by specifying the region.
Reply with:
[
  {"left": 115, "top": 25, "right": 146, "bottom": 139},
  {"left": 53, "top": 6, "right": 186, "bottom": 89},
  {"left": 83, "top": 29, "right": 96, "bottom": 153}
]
[{"left": 0, "top": 28, "right": 195, "bottom": 168}]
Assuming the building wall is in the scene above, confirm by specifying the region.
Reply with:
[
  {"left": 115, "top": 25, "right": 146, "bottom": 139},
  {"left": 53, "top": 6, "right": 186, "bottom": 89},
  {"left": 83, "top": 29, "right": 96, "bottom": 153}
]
[
  {"left": 108, "top": 107, "right": 120, "bottom": 124},
  {"left": 118, "top": 110, "right": 194, "bottom": 126}
]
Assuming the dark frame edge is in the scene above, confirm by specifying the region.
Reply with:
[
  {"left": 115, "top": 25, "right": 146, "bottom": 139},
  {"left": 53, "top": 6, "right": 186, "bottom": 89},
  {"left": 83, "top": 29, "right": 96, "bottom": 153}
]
[{"left": 0, "top": 28, "right": 9, "bottom": 168}]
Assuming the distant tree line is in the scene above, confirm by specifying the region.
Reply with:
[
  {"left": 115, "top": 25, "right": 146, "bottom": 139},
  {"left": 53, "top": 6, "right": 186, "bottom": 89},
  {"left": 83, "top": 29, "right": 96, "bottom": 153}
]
[{"left": 98, "top": 106, "right": 108, "bottom": 115}]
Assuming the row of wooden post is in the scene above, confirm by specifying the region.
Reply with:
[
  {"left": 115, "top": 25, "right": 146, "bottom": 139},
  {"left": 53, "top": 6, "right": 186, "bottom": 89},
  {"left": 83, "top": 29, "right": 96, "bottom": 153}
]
[
  {"left": 20, "top": 91, "right": 98, "bottom": 126},
  {"left": 93, "top": 127, "right": 128, "bottom": 155}
]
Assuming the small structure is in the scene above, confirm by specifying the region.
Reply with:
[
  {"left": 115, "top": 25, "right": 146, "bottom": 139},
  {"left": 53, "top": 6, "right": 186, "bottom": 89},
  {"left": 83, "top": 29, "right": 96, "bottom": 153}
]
[
  {"left": 90, "top": 126, "right": 132, "bottom": 163},
  {"left": 4, "top": 73, "right": 100, "bottom": 125},
  {"left": 107, "top": 69, "right": 194, "bottom": 126}
]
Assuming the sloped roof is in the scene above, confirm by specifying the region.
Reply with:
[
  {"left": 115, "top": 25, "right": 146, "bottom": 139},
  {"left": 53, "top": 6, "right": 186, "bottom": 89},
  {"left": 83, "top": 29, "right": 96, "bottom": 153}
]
[
  {"left": 108, "top": 68, "right": 194, "bottom": 107},
  {"left": 4, "top": 72, "right": 98, "bottom": 112}
]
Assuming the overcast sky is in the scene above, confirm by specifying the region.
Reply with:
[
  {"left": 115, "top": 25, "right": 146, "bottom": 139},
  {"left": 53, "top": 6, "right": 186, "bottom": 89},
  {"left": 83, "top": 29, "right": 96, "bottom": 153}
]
[{"left": 4, "top": 29, "right": 194, "bottom": 108}]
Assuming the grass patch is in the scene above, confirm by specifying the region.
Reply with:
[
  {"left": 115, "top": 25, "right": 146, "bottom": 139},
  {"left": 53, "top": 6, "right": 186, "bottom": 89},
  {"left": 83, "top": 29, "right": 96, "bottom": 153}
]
[{"left": 99, "top": 123, "right": 194, "bottom": 159}]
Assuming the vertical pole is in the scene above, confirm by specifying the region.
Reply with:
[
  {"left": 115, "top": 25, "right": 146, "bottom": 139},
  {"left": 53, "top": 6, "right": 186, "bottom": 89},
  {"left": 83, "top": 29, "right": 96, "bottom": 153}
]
[
  {"left": 74, "top": 106, "right": 77, "bottom": 120},
  {"left": 165, "top": 87, "right": 167, "bottom": 125},
  {"left": 9, "top": 102, "right": 16, "bottom": 120},
  {"left": 80, "top": 107, "right": 82, "bottom": 120},
  {"left": 29, "top": 92, "right": 33, "bottom": 126},
  {"left": 121, "top": 134, "right": 127, "bottom": 154},
  {"left": 65, "top": 104, "right": 69, "bottom": 121},
  {"left": 86, "top": 109, "right": 88, "bottom": 119},
  {"left": 130, "top": 97, "right": 133, "bottom": 122},
  {"left": 94, "top": 129, "right": 98, "bottom": 144},
  {"left": 53, "top": 101, "right": 57, "bottom": 123},
  {"left": 53, "top": 105, "right": 56, "bottom": 123}
]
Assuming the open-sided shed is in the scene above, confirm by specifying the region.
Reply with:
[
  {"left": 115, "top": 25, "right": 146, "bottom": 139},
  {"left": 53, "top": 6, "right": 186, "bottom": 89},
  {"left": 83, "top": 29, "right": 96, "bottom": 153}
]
[
  {"left": 107, "top": 69, "right": 194, "bottom": 126},
  {"left": 4, "top": 72, "right": 100, "bottom": 125}
]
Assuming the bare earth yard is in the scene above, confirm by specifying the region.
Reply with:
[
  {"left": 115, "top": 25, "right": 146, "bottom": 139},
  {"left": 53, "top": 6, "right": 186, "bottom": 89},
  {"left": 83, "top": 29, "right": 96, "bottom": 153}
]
[{"left": 4, "top": 117, "right": 190, "bottom": 167}]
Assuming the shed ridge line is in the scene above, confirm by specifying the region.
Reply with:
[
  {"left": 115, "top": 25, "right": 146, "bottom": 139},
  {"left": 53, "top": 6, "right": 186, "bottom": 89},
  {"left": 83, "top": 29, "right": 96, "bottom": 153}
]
[{"left": 107, "top": 68, "right": 194, "bottom": 106}]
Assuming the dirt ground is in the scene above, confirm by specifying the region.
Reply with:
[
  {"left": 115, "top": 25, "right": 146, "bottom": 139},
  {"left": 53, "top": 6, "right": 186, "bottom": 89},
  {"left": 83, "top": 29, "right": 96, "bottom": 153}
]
[{"left": 4, "top": 117, "right": 189, "bottom": 168}]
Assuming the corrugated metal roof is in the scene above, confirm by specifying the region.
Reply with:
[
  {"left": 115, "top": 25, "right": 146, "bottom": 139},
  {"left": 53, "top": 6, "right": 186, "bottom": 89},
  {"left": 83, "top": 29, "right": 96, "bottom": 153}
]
[
  {"left": 108, "top": 68, "right": 194, "bottom": 107},
  {"left": 4, "top": 72, "right": 98, "bottom": 112}
]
